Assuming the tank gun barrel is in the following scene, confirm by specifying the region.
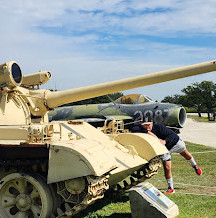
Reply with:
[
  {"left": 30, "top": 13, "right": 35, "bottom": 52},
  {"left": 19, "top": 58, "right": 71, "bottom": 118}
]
[{"left": 46, "top": 60, "right": 216, "bottom": 108}]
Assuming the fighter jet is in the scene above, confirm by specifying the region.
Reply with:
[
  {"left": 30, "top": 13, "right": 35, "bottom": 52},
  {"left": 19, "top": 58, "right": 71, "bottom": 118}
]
[{"left": 48, "top": 93, "right": 186, "bottom": 130}]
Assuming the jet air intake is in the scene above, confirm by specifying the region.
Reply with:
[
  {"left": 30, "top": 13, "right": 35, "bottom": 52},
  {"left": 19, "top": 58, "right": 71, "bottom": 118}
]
[{"left": 179, "top": 107, "right": 187, "bottom": 127}]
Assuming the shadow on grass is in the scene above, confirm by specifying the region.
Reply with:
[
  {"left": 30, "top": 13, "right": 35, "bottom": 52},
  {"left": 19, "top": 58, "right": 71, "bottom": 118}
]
[
  {"left": 73, "top": 191, "right": 131, "bottom": 218},
  {"left": 102, "top": 213, "right": 132, "bottom": 218}
]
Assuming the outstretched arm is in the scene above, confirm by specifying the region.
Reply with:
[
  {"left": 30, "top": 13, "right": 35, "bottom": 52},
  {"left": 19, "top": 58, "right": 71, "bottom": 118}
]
[
  {"left": 146, "top": 131, "right": 156, "bottom": 137},
  {"left": 147, "top": 130, "right": 166, "bottom": 145}
]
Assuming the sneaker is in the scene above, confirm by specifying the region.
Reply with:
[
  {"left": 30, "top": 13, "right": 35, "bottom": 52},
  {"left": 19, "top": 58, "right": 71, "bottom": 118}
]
[
  {"left": 193, "top": 165, "right": 202, "bottom": 175},
  {"left": 165, "top": 188, "right": 175, "bottom": 194}
]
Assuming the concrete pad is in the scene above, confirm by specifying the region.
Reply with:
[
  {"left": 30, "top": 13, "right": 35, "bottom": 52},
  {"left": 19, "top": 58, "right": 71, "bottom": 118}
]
[{"left": 179, "top": 118, "right": 216, "bottom": 148}]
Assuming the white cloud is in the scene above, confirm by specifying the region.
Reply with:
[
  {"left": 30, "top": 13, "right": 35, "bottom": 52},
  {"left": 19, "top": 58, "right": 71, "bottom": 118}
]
[
  {"left": 2, "top": 0, "right": 216, "bottom": 35},
  {"left": 0, "top": 0, "right": 215, "bottom": 101}
]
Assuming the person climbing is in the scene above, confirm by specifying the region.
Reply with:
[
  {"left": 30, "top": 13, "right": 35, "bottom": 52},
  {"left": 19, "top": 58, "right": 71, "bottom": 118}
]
[{"left": 132, "top": 120, "right": 202, "bottom": 194}]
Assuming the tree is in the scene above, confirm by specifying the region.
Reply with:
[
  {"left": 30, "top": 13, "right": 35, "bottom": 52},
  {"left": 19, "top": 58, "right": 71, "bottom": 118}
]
[
  {"left": 181, "top": 81, "right": 216, "bottom": 118},
  {"left": 161, "top": 81, "right": 216, "bottom": 117},
  {"left": 161, "top": 94, "right": 182, "bottom": 104}
]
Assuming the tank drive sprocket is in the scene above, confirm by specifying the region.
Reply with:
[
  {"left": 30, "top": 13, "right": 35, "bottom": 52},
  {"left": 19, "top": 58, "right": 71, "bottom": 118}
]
[{"left": 56, "top": 175, "right": 109, "bottom": 217}]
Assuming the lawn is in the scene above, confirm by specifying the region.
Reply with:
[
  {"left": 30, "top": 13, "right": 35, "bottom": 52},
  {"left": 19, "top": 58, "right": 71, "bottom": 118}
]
[
  {"left": 74, "top": 142, "right": 216, "bottom": 218},
  {"left": 187, "top": 115, "right": 215, "bottom": 123}
]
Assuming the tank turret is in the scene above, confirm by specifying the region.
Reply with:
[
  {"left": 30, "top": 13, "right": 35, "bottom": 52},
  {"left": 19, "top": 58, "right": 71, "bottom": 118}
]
[{"left": 0, "top": 60, "right": 215, "bottom": 218}]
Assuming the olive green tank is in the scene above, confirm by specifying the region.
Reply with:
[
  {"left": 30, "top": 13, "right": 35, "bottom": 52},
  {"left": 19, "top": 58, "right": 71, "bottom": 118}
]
[{"left": 0, "top": 60, "right": 215, "bottom": 217}]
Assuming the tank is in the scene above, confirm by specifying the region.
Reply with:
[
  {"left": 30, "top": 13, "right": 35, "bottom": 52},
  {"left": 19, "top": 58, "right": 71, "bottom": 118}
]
[{"left": 0, "top": 60, "right": 215, "bottom": 218}]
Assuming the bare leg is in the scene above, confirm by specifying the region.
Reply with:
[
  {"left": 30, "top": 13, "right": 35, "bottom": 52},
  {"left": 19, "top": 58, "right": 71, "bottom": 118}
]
[
  {"left": 163, "top": 161, "right": 174, "bottom": 190},
  {"left": 180, "top": 148, "right": 192, "bottom": 160},
  {"left": 163, "top": 161, "right": 172, "bottom": 179},
  {"left": 180, "top": 148, "right": 202, "bottom": 175}
]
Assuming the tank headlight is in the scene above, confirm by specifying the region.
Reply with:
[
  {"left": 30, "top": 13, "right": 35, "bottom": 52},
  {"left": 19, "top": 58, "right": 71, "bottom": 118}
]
[{"left": 0, "top": 61, "right": 22, "bottom": 87}]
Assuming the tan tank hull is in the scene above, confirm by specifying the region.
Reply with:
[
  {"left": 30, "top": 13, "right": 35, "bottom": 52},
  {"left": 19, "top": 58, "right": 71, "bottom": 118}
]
[{"left": 0, "top": 121, "right": 167, "bottom": 217}]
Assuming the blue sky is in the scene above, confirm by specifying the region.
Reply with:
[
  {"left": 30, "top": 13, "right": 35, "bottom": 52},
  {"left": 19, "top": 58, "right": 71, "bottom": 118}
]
[{"left": 0, "top": 0, "right": 216, "bottom": 101}]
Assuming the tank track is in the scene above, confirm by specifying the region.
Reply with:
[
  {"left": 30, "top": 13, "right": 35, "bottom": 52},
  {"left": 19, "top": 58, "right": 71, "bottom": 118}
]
[
  {"left": 56, "top": 175, "right": 109, "bottom": 217},
  {"left": 0, "top": 158, "right": 48, "bottom": 167},
  {"left": 0, "top": 158, "right": 48, "bottom": 174},
  {"left": 112, "top": 156, "right": 162, "bottom": 192},
  {"left": 0, "top": 157, "right": 161, "bottom": 217},
  {"left": 55, "top": 156, "right": 161, "bottom": 217},
  {"left": 0, "top": 159, "right": 109, "bottom": 218}
]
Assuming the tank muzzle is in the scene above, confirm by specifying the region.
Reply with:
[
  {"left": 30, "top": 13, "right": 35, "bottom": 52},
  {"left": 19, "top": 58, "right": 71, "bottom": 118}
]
[{"left": 0, "top": 61, "right": 22, "bottom": 87}]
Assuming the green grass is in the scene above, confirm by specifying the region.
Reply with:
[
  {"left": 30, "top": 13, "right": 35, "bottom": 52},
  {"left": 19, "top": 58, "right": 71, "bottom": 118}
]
[
  {"left": 75, "top": 142, "right": 216, "bottom": 218},
  {"left": 187, "top": 115, "right": 215, "bottom": 123}
]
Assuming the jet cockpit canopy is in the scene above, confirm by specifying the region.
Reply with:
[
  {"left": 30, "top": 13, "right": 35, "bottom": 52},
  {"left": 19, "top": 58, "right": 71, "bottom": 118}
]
[{"left": 115, "top": 94, "right": 154, "bottom": 104}]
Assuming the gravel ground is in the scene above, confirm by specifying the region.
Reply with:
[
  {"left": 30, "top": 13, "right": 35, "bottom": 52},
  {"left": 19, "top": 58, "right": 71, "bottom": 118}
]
[{"left": 179, "top": 118, "right": 216, "bottom": 148}]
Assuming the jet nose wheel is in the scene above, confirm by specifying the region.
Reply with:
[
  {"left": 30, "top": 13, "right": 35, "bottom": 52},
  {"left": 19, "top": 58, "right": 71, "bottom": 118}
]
[{"left": 0, "top": 173, "right": 53, "bottom": 218}]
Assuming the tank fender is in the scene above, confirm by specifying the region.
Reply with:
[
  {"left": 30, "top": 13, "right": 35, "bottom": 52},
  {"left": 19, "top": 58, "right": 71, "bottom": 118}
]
[
  {"left": 114, "top": 133, "right": 168, "bottom": 161},
  {"left": 47, "top": 139, "right": 117, "bottom": 184}
]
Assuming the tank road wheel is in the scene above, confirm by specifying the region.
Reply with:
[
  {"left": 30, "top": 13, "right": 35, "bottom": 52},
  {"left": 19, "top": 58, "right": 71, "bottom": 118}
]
[{"left": 0, "top": 173, "right": 53, "bottom": 218}]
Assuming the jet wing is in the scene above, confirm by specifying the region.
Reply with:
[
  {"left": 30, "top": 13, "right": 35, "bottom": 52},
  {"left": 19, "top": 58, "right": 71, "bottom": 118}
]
[
  {"left": 74, "top": 115, "right": 133, "bottom": 123},
  {"left": 78, "top": 118, "right": 107, "bottom": 123},
  {"left": 105, "top": 115, "right": 133, "bottom": 120}
]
